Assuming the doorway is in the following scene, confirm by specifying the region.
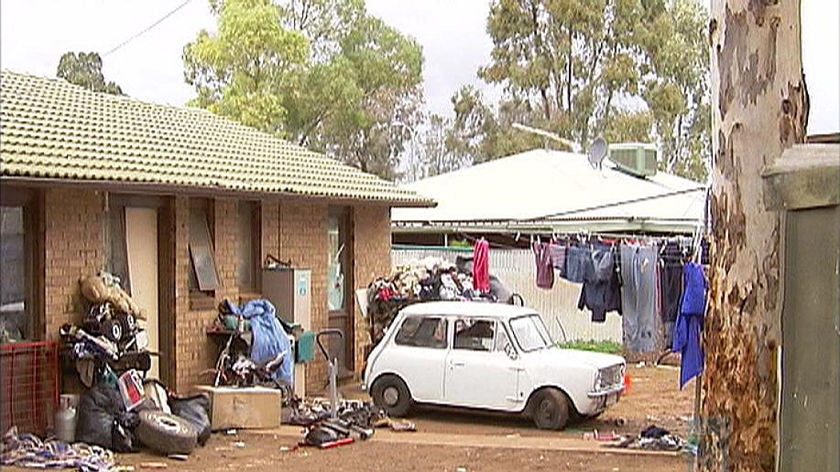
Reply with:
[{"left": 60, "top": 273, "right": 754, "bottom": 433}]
[{"left": 327, "top": 207, "right": 354, "bottom": 378}]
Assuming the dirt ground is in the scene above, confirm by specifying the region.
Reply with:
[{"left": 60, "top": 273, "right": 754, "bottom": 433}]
[
  {"left": 4, "top": 365, "right": 695, "bottom": 471},
  {"left": 108, "top": 364, "right": 698, "bottom": 472}
]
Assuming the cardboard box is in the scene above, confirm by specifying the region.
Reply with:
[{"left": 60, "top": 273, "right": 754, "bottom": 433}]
[{"left": 193, "top": 386, "right": 283, "bottom": 430}]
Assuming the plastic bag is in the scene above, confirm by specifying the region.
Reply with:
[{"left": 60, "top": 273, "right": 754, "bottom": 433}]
[
  {"left": 75, "top": 382, "right": 123, "bottom": 449},
  {"left": 112, "top": 411, "right": 141, "bottom": 452},
  {"left": 169, "top": 394, "right": 212, "bottom": 446}
]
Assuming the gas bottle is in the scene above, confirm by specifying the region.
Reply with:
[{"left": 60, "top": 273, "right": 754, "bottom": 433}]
[{"left": 54, "top": 394, "right": 77, "bottom": 443}]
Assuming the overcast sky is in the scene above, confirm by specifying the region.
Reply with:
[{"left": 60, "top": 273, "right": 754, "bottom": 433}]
[{"left": 1, "top": 0, "right": 837, "bottom": 134}]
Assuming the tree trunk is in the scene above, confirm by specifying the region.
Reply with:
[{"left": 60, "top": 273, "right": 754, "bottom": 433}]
[{"left": 703, "top": 1, "right": 808, "bottom": 471}]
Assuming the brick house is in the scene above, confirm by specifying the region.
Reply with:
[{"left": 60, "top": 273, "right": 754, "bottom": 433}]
[{"left": 0, "top": 71, "right": 433, "bottom": 394}]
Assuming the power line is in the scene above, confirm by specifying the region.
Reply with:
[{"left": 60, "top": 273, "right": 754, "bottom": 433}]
[{"left": 104, "top": 0, "right": 194, "bottom": 57}]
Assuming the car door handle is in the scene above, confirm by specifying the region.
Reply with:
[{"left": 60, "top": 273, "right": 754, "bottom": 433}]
[{"left": 451, "top": 361, "right": 466, "bottom": 367}]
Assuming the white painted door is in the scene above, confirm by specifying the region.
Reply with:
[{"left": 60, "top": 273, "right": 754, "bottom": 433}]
[{"left": 125, "top": 208, "right": 159, "bottom": 379}]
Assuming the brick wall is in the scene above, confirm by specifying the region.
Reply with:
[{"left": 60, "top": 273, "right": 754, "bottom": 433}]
[
  {"left": 278, "top": 201, "right": 328, "bottom": 393},
  {"left": 352, "top": 205, "right": 392, "bottom": 374},
  {"left": 43, "top": 188, "right": 104, "bottom": 341},
  {"left": 34, "top": 188, "right": 391, "bottom": 394}
]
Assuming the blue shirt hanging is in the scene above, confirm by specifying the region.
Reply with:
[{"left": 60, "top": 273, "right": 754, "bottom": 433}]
[{"left": 673, "top": 262, "right": 706, "bottom": 389}]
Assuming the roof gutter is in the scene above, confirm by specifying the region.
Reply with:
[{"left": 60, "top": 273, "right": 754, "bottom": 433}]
[{"left": 0, "top": 175, "right": 435, "bottom": 208}]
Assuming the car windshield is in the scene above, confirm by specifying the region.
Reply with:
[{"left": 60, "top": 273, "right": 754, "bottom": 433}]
[{"left": 509, "top": 314, "right": 554, "bottom": 352}]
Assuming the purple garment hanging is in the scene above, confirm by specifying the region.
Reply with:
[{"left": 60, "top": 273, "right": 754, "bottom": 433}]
[{"left": 532, "top": 242, "right": 554, "bottom": 289}]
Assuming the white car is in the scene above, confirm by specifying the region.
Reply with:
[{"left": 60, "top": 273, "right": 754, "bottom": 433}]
[{"left": 363, "top": 301, "right": 625, "bottom": 430}]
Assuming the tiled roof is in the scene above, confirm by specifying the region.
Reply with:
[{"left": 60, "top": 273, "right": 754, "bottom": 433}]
[{"left": 0, "top": 71, "right": 433, "bottom": 207}]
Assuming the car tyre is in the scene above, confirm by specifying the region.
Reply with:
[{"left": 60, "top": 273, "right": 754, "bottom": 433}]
[
  {"left": 371, "top": 375, "right": 412, "bottom": 417},
  {"left": 530, "top": 388, "right": 569, "bottom": 430},
  {"left": 136, "top": 410, "right": 198, "bottom": 455}
]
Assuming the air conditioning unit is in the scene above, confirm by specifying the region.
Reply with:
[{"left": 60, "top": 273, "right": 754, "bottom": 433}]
[{"left": 608, "top": 143, "right": 658, "bottom": 178}]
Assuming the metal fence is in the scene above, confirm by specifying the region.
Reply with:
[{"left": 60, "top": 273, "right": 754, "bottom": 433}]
[{"left": 391, "top": 247, "right": 622, "bottom": 343}]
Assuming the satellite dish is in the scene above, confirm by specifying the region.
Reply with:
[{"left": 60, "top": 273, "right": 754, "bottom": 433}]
[{"left": 588, "top": 136, "right": 608, "bottom": 169}]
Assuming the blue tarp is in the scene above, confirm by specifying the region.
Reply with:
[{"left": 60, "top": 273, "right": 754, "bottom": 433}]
[{"left": 229, "top": 299, "right": 293, "bottom": 385}]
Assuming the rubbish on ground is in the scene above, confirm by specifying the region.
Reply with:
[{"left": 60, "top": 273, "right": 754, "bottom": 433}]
[
  {"left": 613, "top": 417, "right": 628, "bottom": 427},
  {"left": 167, "top": 454, "right": 189, "bottom": 461},
  {"left": 118, "top": 369, "right": 146, "bottom": 411},
  {"left": 318, "top": 437, "right": 354, "bottom": 449},
  {"left": 232, "top": 441, "right": 246, "bottom": 448},
  {"left": 75, "top": 382, "right": 140, "bottom": 452},
  {"left": 225, "top": 429, "right": 238, "bottom": 435},
  {"left": 138, "top": 462, "right": 168, "bottom": 469},
  {"left": 135, "top": 410, "right": 198, "bottom": 456},
  {"left": 607, "top": 424, "right": 687, "bottom": 452},
  {"left": 169, "top": 393, "right": 212, "bottom": 446},
  {"left": 583, "top": 430, "right": 622, "bottom": 441},
  {"left": 1, "top": 426, "right": 116, "bottom": 471}
]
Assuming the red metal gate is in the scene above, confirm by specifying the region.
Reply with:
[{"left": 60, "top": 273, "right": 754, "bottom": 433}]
[{"left": 0, "top": 341, "right": 59, "bottom": 436}]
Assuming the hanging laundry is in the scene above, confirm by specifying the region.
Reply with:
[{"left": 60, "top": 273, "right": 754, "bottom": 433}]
[
  {"left": 577, "top": 245, "right": 622, "bottom": 322},
  {"left": 620, "top": 244, "right": 659, "bottom": 353},
  {"left": 532, "top": 242, "right": 554, "bottom": 289},
  {"left": 564, "top": 245, "right": 594, "bottom": 283},
  {"left": 659, "top": 241, "right": 685, "bottom": 346},
  {"left": 673, "top": 262, "right": 707, "bottom": 389},
  {"left": 472, "top": 238, "right": 490, "bottom": 293},
  {"left": 548, "top": 242, "right": 567, "bottom": 277}
]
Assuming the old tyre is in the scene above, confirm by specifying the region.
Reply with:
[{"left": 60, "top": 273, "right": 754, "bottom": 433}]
[
  {"left": 136, "top": 410, "right": 198, "bottom": 455},
  {"left": 530, "top": 389, "right": 569, "bottom": 430},
  {"left": 371, "top": 375, "right": 412, "bottom": 417}
]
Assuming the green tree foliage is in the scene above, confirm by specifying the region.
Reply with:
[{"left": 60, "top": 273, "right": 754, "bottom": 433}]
[
  {"left": 56, "top": 52, "right": 123, "bottom": 95},
  {"left": 184, "top": 0, "right": 424, "bottom": 180},
  {"left": 449, "top": 0, "right": 710, "bottom": 181}
]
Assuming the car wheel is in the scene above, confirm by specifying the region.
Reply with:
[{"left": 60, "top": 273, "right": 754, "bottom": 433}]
[
  {"left": 530, "top": 389, "right": 569, "bottom": 430},
  {"left": 371, "top": 375, "right": 412, "bottom": 417},
  {"left": 136, "top": 410, "right": 198, "bottom": 455}
]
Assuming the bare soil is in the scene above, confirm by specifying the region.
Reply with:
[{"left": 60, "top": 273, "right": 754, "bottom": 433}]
[
  {"left": 5, "top": 365, "right": 695, "bottom": 471},
  {"left": 113, "top": 364, "right": 698, "bottom": 472}
]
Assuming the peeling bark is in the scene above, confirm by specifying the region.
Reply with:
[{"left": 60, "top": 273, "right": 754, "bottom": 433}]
[{"left": 704, "top": 0, "right": 808, "bottom": 471}]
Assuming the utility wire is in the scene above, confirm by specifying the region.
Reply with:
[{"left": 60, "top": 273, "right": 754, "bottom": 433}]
[{"left": 104, "top": 0, "right": 193, "bottom": 57}]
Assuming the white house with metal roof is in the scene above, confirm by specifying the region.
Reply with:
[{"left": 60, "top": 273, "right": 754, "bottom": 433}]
[{"left": 392, "top": 148, "right": 706, "bottom": 245}]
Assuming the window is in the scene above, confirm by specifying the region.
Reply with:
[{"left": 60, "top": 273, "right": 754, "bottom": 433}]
[
  {"left": 395, "top": 316, "right": 448, "bottom": 349},
  {"left": 509, "top": 315, "right": 553, "bottom": 352},
  {"left": 1, "top": 192, "right": 35, "bottom": 342},
  {"left": 327, "top": 209, "right": 349, "bottom": 312},
  {"left": 188, "top": 199, "right": 219, "bottom": 293},
  {"left": 237, "top": 201, "right": 260, "bottom": 292},
  {"left": 453, "top": 318, "right": 496, "bottom": 351}
]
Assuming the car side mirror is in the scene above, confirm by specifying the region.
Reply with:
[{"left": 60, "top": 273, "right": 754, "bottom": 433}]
[{"left": 504, "top": 342, "right": 518, "bottom": 360}]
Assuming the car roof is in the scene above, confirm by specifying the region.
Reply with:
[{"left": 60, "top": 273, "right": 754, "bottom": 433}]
[{"left": 398, "top": 301, "right": 538, "bottom": 320}]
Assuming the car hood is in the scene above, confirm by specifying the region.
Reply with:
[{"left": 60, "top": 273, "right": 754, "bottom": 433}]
[{"left": 536, "top": 348, "right": 625, "bottom": 369}]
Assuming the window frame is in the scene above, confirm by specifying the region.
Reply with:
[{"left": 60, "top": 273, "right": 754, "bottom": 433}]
[
  {"left": 0, "top": 188, "right": 39, "bottom": 341},
  {"left": 188, "top": 199, "right": 219, "bottom": 309},
  {"left": 236, "top": 200, "right": 261, "bottom": 293},
  {"left": 394, "top": 315, "right": 449, "bottom": 349},
  {"left": 452, "top": 317, "right": 498, "bottom": 352}
]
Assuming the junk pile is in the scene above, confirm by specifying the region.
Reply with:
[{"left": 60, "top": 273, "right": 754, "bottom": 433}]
[
  {"left": 366, "top": 256, "right": 517, "bottom": 344},
  {"left": 61, "top": 272, "right": 153, "bottom": 388},
  {"left": 288, "top": 397, "right": 415, "bottom": 449},
  {"left": 1, "top": 426, "right": 116, "bottom": 471},
  {"left": 209, "top": 299, "right": 295, "bottom": 392},
  {"left": 72, "top": 374, "right": 211, "bottom": 456},
  {"left": 606, "top": 425, "right": 691, "bottom": 453}
]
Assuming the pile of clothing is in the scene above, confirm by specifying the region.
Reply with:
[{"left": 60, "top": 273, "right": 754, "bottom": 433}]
[
  {"left": 366, "top": 256, "right": 511, "bottom": 344},
  {"left": 1, "top": 426, "right": 115, "bottom": 472},
  {"left": 609, "top": 425, "right": 688, "bottom": 452}
]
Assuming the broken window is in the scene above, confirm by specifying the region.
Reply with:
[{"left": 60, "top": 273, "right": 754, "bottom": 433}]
[{"left": 189, "top": 199, "right": 219, "bottom": 294}]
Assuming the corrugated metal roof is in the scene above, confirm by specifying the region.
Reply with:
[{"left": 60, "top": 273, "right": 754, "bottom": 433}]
[
  {"left": 0, "top": 71, "right": 434, "bottom": 207},
  {"left": 392, "top": 148, "right": 706, "bottom": 233}
]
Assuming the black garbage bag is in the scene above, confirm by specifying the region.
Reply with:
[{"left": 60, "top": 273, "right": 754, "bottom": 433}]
[
  {"left": 169, "top": 394, "right": 212, "bottom": 446},
  {"left": 76, "top": 382, "right": 124, "bottom": 449},
  {"left": 112, "top": 411, "right": 141, "bottom": 452}
]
